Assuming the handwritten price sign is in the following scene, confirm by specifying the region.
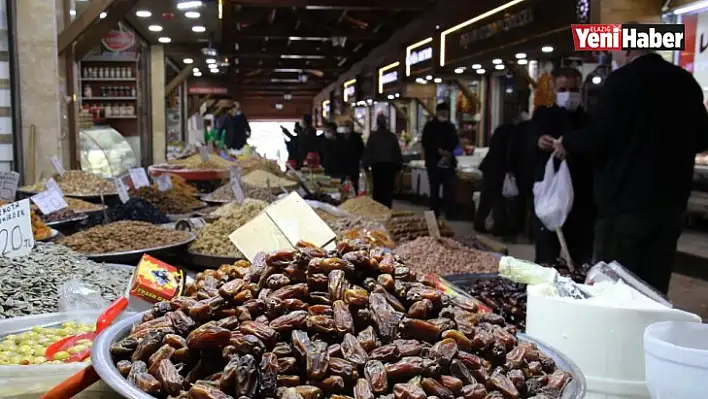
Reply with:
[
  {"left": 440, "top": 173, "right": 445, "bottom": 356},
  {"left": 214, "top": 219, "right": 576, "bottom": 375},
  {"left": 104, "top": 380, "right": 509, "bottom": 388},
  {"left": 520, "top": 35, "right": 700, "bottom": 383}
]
[{"left": 0, "top": 199, "right": 35, "bottom": 257}]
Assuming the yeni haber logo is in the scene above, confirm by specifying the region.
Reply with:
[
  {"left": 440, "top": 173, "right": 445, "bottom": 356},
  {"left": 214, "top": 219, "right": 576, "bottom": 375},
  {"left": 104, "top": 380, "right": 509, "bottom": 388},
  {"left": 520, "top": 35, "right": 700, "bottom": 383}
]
[{"left": 571, "top": 24, "right": 685, "bottom": 51}]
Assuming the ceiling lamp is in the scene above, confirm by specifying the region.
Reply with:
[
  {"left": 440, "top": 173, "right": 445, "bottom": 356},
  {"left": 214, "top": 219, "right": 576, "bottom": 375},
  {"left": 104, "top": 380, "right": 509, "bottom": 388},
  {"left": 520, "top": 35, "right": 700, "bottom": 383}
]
[
  {"left": 542, "top": 46, "right": 554, "bottom": 53},
  {"left": 425, "top": 75, "right": 433, "bottom": 81},
  {"left": 517, "top": 59, "right": 528, "bottom": 65},
  {"left": 185, "top": 11, "right": 200, "bottom": 18},
  {"left": 415, "top": 78, "right": 427, "bottom": 84},
  {"left": 192, "top": 67, "right": 200, "bottom": 72},
  {"left": 395, "top": 93, "right": 400, "bottom": 98},
  {"left": 206, "top": 58, "right": 216, "bottom": 64},
  {"left": 148, "top": 25, "right": 163, "bottom": 32},
  {"left": 194, "top": 71, "right": 202, "bottom": 77},
  {"left": 99, "top": 12, "right": 107, "bottom": 19},
  {"left": 177, "top": 1, "right": 203, "bottom": 10},
  {"left": 433, "top": 78, "right": 442, "bottom": 83},
  {"left": 183, "top": 58, "right": 194, "bottom": 64},
  {"left": 192, "top": 26, "right": 206, "bottom": 33},
  {"left": 158, "top": 37, "right": 171, "bottom": 43},
  {"left": 454, "top": 68, "right": 464, "bottom": 74},
  {"left": 592, "top": 76, "right": 602, "bottom": 84},
  {"left": 135, "top": 10, "right": 152, "bottom": 18},
  {"left": 492, "top": 59, "right": 502, "bottom": 64},
  {"left": 387, "top": 94, "right": 395, "bottom": 100},
  {"left": 515, "top": 53, "right": 526, "bottom": 59},
  {"left": 495, "top": 64, "right": 504, "bottom": 70},
  {"left": 471, "top": 64, "right": 482, "bottom": 69},
  {"left": 210, "top": 69, "right": 219, "bottom": 74},
  {"left": 477, "top": 69, "right": 486, "bottom": 74}
]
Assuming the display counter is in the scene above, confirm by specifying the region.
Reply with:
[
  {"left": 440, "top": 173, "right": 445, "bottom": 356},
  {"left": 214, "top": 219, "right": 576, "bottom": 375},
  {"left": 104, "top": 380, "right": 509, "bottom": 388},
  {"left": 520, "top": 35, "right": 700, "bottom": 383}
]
[{"left": 79, "top": 126, "right": 138, "bottom": 178}]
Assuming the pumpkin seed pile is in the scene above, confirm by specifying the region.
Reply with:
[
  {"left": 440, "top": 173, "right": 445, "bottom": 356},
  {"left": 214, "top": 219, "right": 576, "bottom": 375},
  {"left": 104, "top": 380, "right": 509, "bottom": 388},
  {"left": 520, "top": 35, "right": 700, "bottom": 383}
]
[{"left": 0, "top": 243, "right": 131, "bottom": 319}]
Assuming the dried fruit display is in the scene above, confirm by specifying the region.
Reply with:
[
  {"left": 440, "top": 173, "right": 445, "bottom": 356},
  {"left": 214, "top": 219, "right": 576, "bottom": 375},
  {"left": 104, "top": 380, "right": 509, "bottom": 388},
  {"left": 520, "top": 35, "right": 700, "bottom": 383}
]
[
  {"left": 58, "top": 221, "right": 191, "bottom": 254},
  {"left": 394, "top": 237, "right": 500, "bottom": 275},
  {"left": 385, "top": 213, "right": 454, "bottom": 243},
  {"left": 21, "top": 171, "right": 116, "bottom": 196},
  {"left": 110, "top": 241, "right": 573, "bottom": 398},
  {"left": 131, "top": 186, "right": 204, "bottom": 214},
  {"left": 339, "top": 197, "right": 392, "bottom": 223}
]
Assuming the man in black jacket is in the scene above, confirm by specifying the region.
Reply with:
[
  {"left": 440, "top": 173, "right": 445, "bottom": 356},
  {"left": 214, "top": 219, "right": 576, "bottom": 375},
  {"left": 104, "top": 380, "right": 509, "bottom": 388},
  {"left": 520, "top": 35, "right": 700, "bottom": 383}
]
[
  {"left": 533, "top": 67, "right": 594, "bottom": 265},
  {"left": 363, "top": 113, "right": 403, "bottom": 207},
  {"left": 476, "top": 123, "right": 515, "bottom": 235},
  {"left": 422, "top": 103, "right": 459, "bottom": 218},
  {"left": 556, "top": 50, "right": 708, "bottom": 294},
  {"left": 296, "top": 114, "right": 321, "bottom": 169},
  {"left": 337, "top": 120, "right": 365, "bottom": 195},
  {"left": 220, "top": 101, "right": 251, "bottom": 150}
]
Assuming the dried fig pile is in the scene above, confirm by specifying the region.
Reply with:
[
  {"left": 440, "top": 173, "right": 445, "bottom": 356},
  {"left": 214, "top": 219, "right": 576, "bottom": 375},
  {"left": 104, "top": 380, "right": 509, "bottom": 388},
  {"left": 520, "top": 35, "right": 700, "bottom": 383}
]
[{"left": 110, "top": 240, "right": 573, "bottom": 399}]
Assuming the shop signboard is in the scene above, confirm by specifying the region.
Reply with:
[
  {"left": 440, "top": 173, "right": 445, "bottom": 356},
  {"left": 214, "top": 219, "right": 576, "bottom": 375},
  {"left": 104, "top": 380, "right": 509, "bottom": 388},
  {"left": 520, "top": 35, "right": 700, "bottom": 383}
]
[
  {"left": 321, "top": 100, "right": 331, "bottom": 120},
  {"left": 343, "top": 79, "right": 357, "bottom": 103},
  {"left": 188, "top": 87, "right": 229, "bottom": 95},
  {"left": 377, "top": 61, "right": 401, "bottom": 96},
  {"left": 406, "top": 37, "right": 435, "bottom": 77},
  {"left": 101, "top": 25, "right": 137, "bottom": 56},
  {"left": 440, "top": 0, "right": 577, "bottom": 67}
]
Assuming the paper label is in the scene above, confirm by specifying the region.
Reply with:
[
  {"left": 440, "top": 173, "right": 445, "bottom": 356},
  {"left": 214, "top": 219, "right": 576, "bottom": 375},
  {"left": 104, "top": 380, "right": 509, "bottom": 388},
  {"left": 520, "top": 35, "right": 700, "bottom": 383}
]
[
  {"left": 0, "top": 199, "right": 35, "bottom": 258},
  {"left": 114, "top": 178, "right": 130, "bottom": 203},
  {"left": 31, "top": 188, "right": 69, "bottom": 215},
  {"left": 129, "top": 254, "right": 184, "bottom": 304},
  {"left": 129, "top": 167, "right": 151, "bottom": 188},
  {"left": 45, "top": 177, "right": 63, "bottom": 195},
  {"left": 198, "top": 146, "right": 210, "bottom": 162},
  {"left": 156, "top": 174, "right": 173, "bottom": 192},
  {"left": 229, "top": 166, "right": 245, "bottom": 204},
  {"left": 424, "top": 210, "right": 441, "bottom": 239},
  {"left": 0, "top": 171, "right": 20, "bottom": 201},
  {"left": 49, "top": 156, "right": 66, "bottom": 175}
]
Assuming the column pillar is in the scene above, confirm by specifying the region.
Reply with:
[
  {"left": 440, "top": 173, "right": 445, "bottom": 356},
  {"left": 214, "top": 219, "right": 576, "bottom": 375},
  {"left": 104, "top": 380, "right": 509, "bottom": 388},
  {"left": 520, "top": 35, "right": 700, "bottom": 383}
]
[
  {"left": 15, "top": 0, "right": 64, "bottom": 182},
  {"left": 594, "top": 0, "right": 662, "bottom": 23},
  {"left": 150, "top": 45, "right": 166, "bottom": 164}
]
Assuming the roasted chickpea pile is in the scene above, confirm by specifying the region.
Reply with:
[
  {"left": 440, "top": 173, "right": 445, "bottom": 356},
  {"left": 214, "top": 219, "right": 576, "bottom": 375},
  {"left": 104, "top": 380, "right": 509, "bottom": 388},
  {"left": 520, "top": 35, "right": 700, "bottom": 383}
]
[{"left": 0, "top": 321, "right": 95, "bottom": 365}]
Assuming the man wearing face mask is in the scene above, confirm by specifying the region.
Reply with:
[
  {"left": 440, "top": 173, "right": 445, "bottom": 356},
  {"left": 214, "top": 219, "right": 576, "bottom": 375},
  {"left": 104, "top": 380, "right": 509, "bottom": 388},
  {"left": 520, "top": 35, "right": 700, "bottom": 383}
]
[
  {"left": 532, "top": 67, "right": 594, "bottom": 265},
  {"left": 220, "top": 101, "right": 251, "bottom": 151},
  {"left": 555, "top": 47, "right": 708, "bottom": 294},
  {"left": 422, "top": 103, "right": 459, "bottom": 218}
]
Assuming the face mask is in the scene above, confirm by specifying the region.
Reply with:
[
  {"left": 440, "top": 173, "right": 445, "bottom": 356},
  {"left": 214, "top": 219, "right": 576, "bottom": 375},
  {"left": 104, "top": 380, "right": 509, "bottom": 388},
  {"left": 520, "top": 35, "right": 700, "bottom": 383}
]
[
  {"left": 235, "top": 110, "right": 242, "bottom": 115},
  {"left": 336, "top": 126, "right": 351, "bottom": 133},
  {"left": 556, "top": 92, "right": 581, "bottom": 111},
  {"left": 437, "top": 116, "right": 448, "bottom": 122}
]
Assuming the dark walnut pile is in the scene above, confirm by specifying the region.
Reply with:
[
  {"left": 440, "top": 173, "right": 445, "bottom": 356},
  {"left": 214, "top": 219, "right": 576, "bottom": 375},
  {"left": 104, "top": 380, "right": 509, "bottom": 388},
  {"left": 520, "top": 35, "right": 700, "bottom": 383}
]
[{"left": 110, "top": 241, "right": 573, "bottom": 399}]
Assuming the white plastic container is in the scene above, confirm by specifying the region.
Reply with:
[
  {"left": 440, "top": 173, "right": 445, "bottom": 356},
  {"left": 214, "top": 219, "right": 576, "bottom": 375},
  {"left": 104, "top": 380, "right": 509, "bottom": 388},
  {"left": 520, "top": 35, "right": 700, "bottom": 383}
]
[
  {"left": 644, "top": 321, "right": 708, "bottom": 399},
  {"left": 526, "top": 285, "right": 701, "bottom": 399},
  {"left": 0, "top": 311, "right": 126, "bottom": 398}
]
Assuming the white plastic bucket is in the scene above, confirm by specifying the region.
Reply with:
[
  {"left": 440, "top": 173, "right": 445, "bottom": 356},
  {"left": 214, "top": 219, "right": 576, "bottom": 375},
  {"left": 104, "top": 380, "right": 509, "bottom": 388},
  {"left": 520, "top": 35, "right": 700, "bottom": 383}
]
[
  {"left": 526, "top": 285, "right": 701, "bottom": 399},
  {"left": 644, "top": 321, "right": 708, "bottom": 399}
]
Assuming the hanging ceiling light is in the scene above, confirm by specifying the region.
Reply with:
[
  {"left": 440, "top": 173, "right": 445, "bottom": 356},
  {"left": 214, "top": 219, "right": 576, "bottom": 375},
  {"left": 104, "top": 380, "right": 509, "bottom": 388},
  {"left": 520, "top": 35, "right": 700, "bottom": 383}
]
[
  {"left": 471, "top": 64, "right": 482, "bottom": 69},
  {"left": 177, "top": 1, "right": 203, "bottom": 10},
  {"left": 495, "top": 64, "right": 504, "bottom": 70},
  {"left": 183, "top": 58, "right": 194, "bottom": 64},
  {"left": 541, "top": 46, "right": 554, "bottom": 53},
  {"left": 135, "top": 10, "right": 152, "bottom": 18},
  {"left": 477, "top": 69, "right": 486, "bottom": 74},
  {"left": 192, "top": 26, "right": 206, "bottom": 33},
  {"left": 158, "top": 37, "right": 171, "bottom": 43},
  {"left": 148, "top": 25, "right": 163, "bottom": 32},
  {"left": 185, "top": 11, "right": 200, "bottom": 18},
  {"left": 492, "top": 59, "right": 502, "bottom": 64}
]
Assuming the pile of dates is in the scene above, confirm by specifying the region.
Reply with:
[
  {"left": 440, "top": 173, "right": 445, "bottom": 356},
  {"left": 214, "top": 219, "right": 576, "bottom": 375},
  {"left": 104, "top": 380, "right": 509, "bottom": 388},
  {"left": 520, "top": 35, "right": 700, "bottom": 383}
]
[{"left": 110, "top": 240, "right": 573, "bottom": 399}]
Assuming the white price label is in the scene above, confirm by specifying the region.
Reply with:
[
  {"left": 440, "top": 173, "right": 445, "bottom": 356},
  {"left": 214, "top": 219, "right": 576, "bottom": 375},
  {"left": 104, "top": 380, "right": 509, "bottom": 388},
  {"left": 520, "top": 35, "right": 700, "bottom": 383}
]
[
  {"left": 31, "top": 188, "right": 68, "bottom": 215},
  {"left": 198, "top": 146, "right": 210, "bottom": 162},
  {"left": 114, "top": 178, "right": 130, "bottom": 203},
  {"left": 49, "top": 156, "right": 66, "bottom": 175},
  {"left": 229, "top": 165, "right": 242, "bottom": 181},
  {"left": 129, "top": 167, "right": 151, "bottom": 188},
  {"left": 231, "top": 177, "right": 245, "bottom": 204},
  {"left": 45, "top": 177, "right": 63, "bottom": 195},
  {"left": 156, "top": 174, "right": 173, "bottom": 192},
  {"left": 424, "top": 210, "right": 441, "bottom": 239},
  {"left": 0, "top": 199, "right": 35, "bottom": 258},
  {"left": 0, "top": 171, "right": 19, "bottom": 201}
]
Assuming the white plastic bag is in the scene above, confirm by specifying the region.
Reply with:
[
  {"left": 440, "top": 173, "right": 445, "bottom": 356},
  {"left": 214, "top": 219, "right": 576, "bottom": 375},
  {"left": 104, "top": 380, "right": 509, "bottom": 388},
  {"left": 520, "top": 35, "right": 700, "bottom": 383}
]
[
  {"left": 502, "top": 173, "right": 519, "bottom": 198},
  {"left": 533, "top": 155, "right": 574, "bottom": 231}
]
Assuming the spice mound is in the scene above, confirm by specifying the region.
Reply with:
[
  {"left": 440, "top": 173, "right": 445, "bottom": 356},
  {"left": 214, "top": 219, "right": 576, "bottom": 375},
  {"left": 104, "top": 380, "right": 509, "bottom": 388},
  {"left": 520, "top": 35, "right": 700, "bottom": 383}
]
[
  {"left": 65, "top": 197, "right": 104, "bottom": 212},
  {"left": 110, "top": 240, "right": 573, "bottom": 398},
  {"left": 323, "top": 214, "right": 387, "bottom": 236},
  {"left": 242, "top": 169, "right": 297, "bottom": 190},
  {"left": 240, "top": 156, "right": 286, "bottom": 177},
  {"left": 208, "top": 182, "right": 272, "bottom": 202},
  {"left": 154, "top": 174, "right": 196, "bottom": 196},
  {"left": 0, "top": 243, "right": 130, "bottom": 318},
  {"left": 58, "top": 221, "right": 191, "bottom": 254},
  {"left": 394, "top": 236, "right": 500, "bottom": 275},
  {"left": 168, "top": 154, "right": 234, "bottom": 170},
  {"left": 339, "top": 196, "right": 392, "bottom": 222},
  {"left": 189, "top": 199, "right": 268, "bottom": 257},
  {"left": 21, "top": 171, "right": 116, "bottom": 196},
  {"left": 386, "top": 213, "right": 454, "bottom": 243},
  {"left": 107, "top": 198, "right": 170, "bottom": 224},
  {"left": 131, "top": 186, "right": 203, "bottom": 214}
]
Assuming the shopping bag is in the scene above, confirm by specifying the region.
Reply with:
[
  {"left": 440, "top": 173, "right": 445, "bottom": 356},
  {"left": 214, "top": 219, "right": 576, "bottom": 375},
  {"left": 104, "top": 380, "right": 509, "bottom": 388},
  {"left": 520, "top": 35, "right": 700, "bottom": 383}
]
[
  {"left": 502, "top": 173, "right": 519, "bottom": 198},
  {"left": 533, "top": 155, "right": 574, "bottom": 231}
]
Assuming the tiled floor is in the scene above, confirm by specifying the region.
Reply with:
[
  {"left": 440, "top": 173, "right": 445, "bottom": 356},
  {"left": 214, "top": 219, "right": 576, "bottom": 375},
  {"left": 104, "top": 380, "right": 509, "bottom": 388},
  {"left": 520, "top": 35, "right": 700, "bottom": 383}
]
[{"left": 393, "top": 201, "right": 708, "bottom": 320}]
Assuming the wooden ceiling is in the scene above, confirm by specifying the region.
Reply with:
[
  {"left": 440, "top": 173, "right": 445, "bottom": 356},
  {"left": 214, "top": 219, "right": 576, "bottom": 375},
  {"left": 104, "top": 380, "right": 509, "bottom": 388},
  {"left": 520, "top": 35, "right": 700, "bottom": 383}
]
[{"left": 127, "top": 0, "right": 438, "bottom": 100}]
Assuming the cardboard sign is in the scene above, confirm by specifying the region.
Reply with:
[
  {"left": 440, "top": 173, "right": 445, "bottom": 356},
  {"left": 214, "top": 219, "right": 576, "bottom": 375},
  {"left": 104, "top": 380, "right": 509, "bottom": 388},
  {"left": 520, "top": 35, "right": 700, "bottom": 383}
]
[
  {"left": 49, "top": 156, "right": 65, "bottom": 175},
  {"left": 0, "top": 199, "right": 35, "bottom": 258},
  {"left": 198, "top": 146, "right": 210, "bottom": 162},
  {"left": 0, "top": 171, "right": 20, "bottom": 201},
  {"left": 129, "top": 167, "right": 151, "bottom": 188},
  {"left": 129, "top": 254, "right": 185, "bottom": 303},
  {"left": 45, "top": 177, "right": 63, "bottom": 195},
  {"left": 424, "top": 210, "right": 441, "bottom": 239},
  {"left": 31, "top": 189, "right": 69, "bottom": 215},
  {"left": 156, "top": 174, "right": 173, "bottom": 192},
  {"left": 114, "top": 178, "right": 130, "bottom": 203}
]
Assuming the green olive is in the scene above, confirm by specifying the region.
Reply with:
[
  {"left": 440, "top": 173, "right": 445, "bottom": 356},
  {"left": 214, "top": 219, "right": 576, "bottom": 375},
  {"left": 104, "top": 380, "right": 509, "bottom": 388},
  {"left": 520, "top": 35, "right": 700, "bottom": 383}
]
[
  {"left": 4, "top": 334, "right": 16, "bottom": 341},
  {"left": 17, "top": 345, "right": 32, "bottom": 355},
  {"left": 67, "top": 346, "right": 82, "bottom": 354},
  {"left": 8, "top": 355, "right": 21, "bottom": 365},
  {"left": 76, "top": 339, "right": 92, "bottom": 345},
  {"left": 52, "top": 351, "right": 69, "bottom": 361},
  {"left": 62, "top": 322, "right": 76, "bottom": 328},
  {"left": 33, "top": 356, "right": 47, "bottom": 364},
  {"left": 33, "top": 346, "right": 46, "bottom": 356}
]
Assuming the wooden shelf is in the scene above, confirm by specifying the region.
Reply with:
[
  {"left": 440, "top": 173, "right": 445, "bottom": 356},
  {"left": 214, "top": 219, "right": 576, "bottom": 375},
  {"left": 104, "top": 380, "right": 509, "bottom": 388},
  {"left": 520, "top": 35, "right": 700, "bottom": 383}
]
[
  {"left": 80, "top": 78, "right": 136, "bottom": 82},
  {"left": 82, "top": 97, "right": 137, "bottom": 100}
]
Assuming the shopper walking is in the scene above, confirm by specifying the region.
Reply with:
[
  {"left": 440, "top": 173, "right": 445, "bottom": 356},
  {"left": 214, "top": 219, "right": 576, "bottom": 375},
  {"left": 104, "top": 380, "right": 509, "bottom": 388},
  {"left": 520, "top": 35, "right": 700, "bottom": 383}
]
[
  {"left": 422, "top": 103, "right": 459, "bottom": 218},
  {"left": 321, "top": 122, "right": 342, "bottom": 177},
  {"left": 337, "top": 120, "right": 365, "bottom": 195},
  {"left": 532, "top": 67, "right": 594, "bottom": 265},
  {"left": 555, "top": 49, "right": 708, "bottom": 294},
  {"left": 220, "top": 101, "right": 251, "bottom": 151},
  {"left": 363, "top": 113, "right": 403, "bottom": 208},
  {"left": 296, "top": 114, "right": 321, "bottom": 169}
]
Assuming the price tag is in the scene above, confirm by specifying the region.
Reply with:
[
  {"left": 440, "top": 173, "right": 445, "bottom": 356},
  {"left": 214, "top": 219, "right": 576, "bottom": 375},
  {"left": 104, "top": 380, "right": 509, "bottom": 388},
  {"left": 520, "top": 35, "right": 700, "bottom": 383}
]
[
  {"left": 424, "top": 210, "right": 441, "bottom": 239},
  {"left": 231, "top": 177, "right": 245, "bottom": 204},
  {"left": 198, "top": 146, "right": 210, "bottom": 162},
  {"left": 0, "top": 171, "right": 19, "bottom": 201},
  {"left": 31, "top": 188, "right": 68, "bottom": 215},
  {"left": 156, "top": 174, "right": 173, "bottom": 192},
  {"left": 45, "top": 177, "right": 63, "bottom": 195},
  {"left": 0, "top": 199, "right": 35, "bottom": 258},
  {"left": 49, "top": 156, "right": 65, "bottom": 175},
  {"left": 129, "top": 167, "right": 151, "bottom": 188},
  {"left": 114, "top": 178, "right": 130, "bottom": 204},
  {"left": 228, "top": 165, "right": 242, "bottom": 181}
]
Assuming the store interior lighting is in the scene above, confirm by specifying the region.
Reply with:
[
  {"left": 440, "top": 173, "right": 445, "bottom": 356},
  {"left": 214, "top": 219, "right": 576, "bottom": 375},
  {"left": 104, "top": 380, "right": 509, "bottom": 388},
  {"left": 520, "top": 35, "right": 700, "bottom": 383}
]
[
  {"left": 387, "top": 94, "right": 395, "bottom": 100},
  {"left": 395, "top": 93, "right": 400, "bottom": 98},
  {"left": 210, "top": 69, "right": 219, "bottom": 74},
  {"left": 433, "top": 78, "right": 442, "bottom": 83},
  {"left": 367, "top": 99, "right": 373, "bottom": 105},
  {"left": 454, "top": 68, "right": 465, "bottom": 74},
  {"left": 517, "top": 59, "right": 528, "bottom": 65},
  {"left": 415, "top": 78, "right": 427, "bottom": 84},
  {"left": 185, "top": 11, "right": 201, "bottom": 18},
  {"left": 426, "top": 75, "right": 433, "bottom": 81},
  {"left": 99, "top": 12, "right": 107, "bottom": 19},
  {"left": 193, "top": 68, "right": 200, "bottom": 73},
  {"left": 471, "top": 64, "right": 482, "bottom": 69},
  {"left": 674, "top": 0, "right": 708, "bottom": 14},
  {"left": 495, "top": 64, "right": 505, "bottom": 70},
  {"left": 192, "top": 26, "right": 207, "bottom": 33},
  {"left": 477, "top": 69, "right": 486, "bottom": 74},
  {"left": 135, "top": 10, "right": 152, "bottom": 17},
  {"left": 148, "top": 25, "right": 163, "bottom": 32},
  {"left": 206, "top": 58, "right": 216, "bottom": 64},
  {"left": 542, "top": 46, "right": 554, "bottom": 53},
  {"left": 515, "top": 53, "right": 527, "bottom": 59},
  {"left": 592, "top": 76, "right": 602, "bottom": 84},
  {"left": 492, "top": 59, "right": 502, "bottom": 64},
  {"left": 158, "top": 37, "right": 172, "bottom": 43},
  {"left": 183, "top": 58, "right": 194, "bottom": 64},
  {"left": 177, "top": 1, "right": 203, "bottom": 10},
  {"left": 194, "top": 71, "right": 202, "bottom": 77}
]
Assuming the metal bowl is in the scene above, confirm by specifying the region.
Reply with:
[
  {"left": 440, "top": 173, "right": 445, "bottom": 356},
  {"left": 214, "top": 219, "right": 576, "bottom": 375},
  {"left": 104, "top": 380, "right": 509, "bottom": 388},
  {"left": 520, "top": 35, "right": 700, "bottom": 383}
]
[
  {"left": 82, "top": 232, "right": 196, "bottom": 264},
  {"left": 93, "top": 313, "right": 586, "bottom": 399}
]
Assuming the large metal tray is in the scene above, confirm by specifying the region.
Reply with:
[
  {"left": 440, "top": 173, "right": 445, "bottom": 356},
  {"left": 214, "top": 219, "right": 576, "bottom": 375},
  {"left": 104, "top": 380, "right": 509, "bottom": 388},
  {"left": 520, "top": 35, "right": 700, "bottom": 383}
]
[
  {"left": 198, "top": 193, "right": 231, "bottom": 205},
  {"left": 18, "top": 190, "right": 119, "bottom": 203},
  {"left": 38, "top": 228, "right": 61, "bottom": 242},
  {"left": 93, "top": 313, "right": 585, "bottom": 399},
  {"left": 183, "top": 250, "right": 243, "bottom": 270},
  {"left": 45, "top": 213, "right": 89, "bottom": 230},
  {"left": 82, "top": 233, "right": 196, "bottom": 264}
]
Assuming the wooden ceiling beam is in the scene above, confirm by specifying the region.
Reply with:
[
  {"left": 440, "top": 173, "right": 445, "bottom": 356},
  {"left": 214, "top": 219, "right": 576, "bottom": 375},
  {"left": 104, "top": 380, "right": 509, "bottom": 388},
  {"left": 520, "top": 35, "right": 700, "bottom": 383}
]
[
  {"left": 74, "top": 0, "right": 141, "bottom": 60},
  {"left": 58, "top": 0, "right": 115, "bottom": 55},
  {"left": 165, "top": 66, "right": 192, "bottom": 97},
  {"left": 230, "top": 0, "right": 432, "bottom": 10}
]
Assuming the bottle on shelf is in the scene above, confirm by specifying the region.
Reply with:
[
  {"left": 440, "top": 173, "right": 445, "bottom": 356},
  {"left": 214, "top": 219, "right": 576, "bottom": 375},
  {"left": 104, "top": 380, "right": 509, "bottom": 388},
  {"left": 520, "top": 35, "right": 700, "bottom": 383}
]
[
  {"left": 98, "top": 68, "right": 105, "bottom": 79},
  {"left": 83, "top": 85, "right": 92, "bottom": 98},
  {"left": 109, "top": 68, "right": 115, "bottom": 79},
  {"left": 126, "top": 68, "right": 132, "bottom": 78},
  {"left": 131, "top": 86, "right": 136, "bottom": 97},
  {"left": 105, "top": 103, "right": 112, "bottom": 117},
  {"left": 127, "top": 103, "right": 134, "bottom": 116}
]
